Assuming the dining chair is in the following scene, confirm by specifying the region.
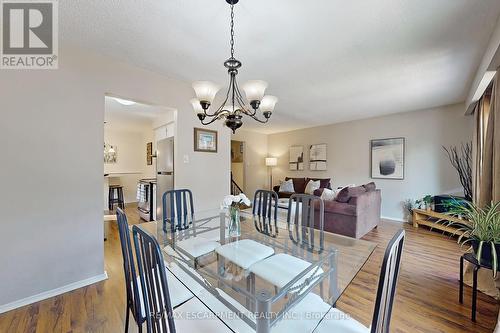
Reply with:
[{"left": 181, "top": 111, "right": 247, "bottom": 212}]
[
  {"left": 116, "top": 208, "right": 197, "bottom": 333},
  {"left": 132, "top": 225, "right": 232, "bottom": 332},
  {"left": 252, "top": 189, "right": 279, "bottom": 236},
  {"left": 162, "top": 189, "right": 194, "bottom": 231},
  {"left": 248, "top": 194, "right": 325, "bottom": 291},
  {"left": 314, "top": 229, "right": 406, "bottom": 333}
]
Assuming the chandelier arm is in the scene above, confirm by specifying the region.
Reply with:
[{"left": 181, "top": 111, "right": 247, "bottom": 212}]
[
  {"left": 247, "top": 113, "right": 269, "bottom": 124},
  {"left": 200, "top": 110, "right": 230, "bottom": 125},
  {"left": 233, "top": 79, "right": 258, "bottom": 116},
  {"left": 204, "top": 76, "right": 233, "bottom": 117}
]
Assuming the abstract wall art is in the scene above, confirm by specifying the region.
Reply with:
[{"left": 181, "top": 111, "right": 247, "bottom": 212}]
[{"left": 370, "top": 138, "right": 405, "bottom": 179}]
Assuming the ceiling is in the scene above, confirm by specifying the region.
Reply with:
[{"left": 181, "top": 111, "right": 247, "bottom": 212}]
[
  {"left": 104, "top": 96, "right": 171, "bottom": 132},
  {"left": 62, "top": 0, "right": 500, "bottom": 134}
]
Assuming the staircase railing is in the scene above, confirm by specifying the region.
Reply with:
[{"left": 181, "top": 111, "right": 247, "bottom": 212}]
[{"left": 231, "top": 172, "right": 243, "bottom": 195}]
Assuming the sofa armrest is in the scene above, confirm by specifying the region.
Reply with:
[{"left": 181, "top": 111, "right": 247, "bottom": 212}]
[
  {"left": 352, "top": 189, "right": 381, "bottom": 238},
  {"left": 273, "top": 185, "right": 281, "bottom": 193}
]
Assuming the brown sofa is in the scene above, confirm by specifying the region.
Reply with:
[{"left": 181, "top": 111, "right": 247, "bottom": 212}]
[
  {"left": 314, "top": 183, "right": 381, "bottom": 239},
  {"left": 273, "top": 177, "right": 332, "bottom": 198}
]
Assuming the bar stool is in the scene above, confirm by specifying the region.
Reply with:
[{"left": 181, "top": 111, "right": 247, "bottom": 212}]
[{"left": 108, "top": 185, "right": 124, "bottom": 210}]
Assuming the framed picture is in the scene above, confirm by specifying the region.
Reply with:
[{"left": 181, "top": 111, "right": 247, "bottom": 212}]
[
  {"left": 146, "top": 142, "right": 153, "bottom": 165},
  {"left": 289, "top": 146, "right": 304, "bottom": 171},
  {"left": 104, "top": 143, "right": 117, "bottom": 164},
  {"left": 370, "top": 138, "right": 405, "bottom": 179},
  {"left": 309, "top": 143, "right": 327, "bottom": 171},
  {"left": 194, "top": 128, "right": 218, "bottom": 153}
]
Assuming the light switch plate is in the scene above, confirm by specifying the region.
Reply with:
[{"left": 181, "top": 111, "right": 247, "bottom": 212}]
[{"left": 183, "top": 155, "right": 189, "bottom": 164}]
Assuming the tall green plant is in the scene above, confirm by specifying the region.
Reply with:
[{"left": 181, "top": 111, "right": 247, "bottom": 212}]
[{"left": 445, "top": 201, "right": 500, "bottom": 277}]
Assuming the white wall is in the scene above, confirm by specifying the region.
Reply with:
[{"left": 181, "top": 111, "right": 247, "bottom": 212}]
[
  {"left": 268, "top": 104, "right": 473, "bottom": 220},
  {"left": 104, "top": 127, "right": 153, "bottom": 203},
  {"left": 0, "top": 45, "right": 230, "bottom": 310},
  {"left": 232, "top": 130, "right": 269, "bottom": 197}
]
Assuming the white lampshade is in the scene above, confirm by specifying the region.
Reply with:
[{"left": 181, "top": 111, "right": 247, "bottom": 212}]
[
  {"left": 192, "top": 81, "right": 220, "bottom": 103},
  {"left": 260, "top": 95, "right": 278, "bottom": 112},
  {"left": 113, "top": 97, "right": 136, "bottom": 106},
  {"left": 190, "top": 98, "right": 204, "bottom": 114},
  {"left": 242, "top": 80, "right": 268, "bottom": 102},
  {"left": 265, "top": 157, "right": 277, "bottom": 166}
]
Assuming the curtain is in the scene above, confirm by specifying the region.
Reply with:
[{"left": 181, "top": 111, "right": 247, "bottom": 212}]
[
  {"left": 473, "top": 96, "right": 489, "bottom": 203},
  {"left": 478, "top": 72, "right": 500, "bottom": 206}
]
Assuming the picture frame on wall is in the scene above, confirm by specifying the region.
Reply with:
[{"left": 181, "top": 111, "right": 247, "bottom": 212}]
[
  {"left": 309, "top": 143, "right": 327, "bottom": 171},
  {"left": 146, "top": 142, "right": 153, "bottom": 165},
  {"left": 289, "top": 145, "right": 304, "bottom": 171},
  {"left": 194, "top": 128, "right": 218, "bottom": 153},
  {"left": 370, "top": 137, "right": 405, "bottom": 180}
]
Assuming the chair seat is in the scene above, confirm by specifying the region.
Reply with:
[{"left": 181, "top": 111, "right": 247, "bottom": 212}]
[
  {"left": 249, "top": 253, "right": 324, "bottom": 288},
  {"left": 215, "top": 239, "right": 275, "bottom": 269},
  {"left": 165, "top": 237, "right": 220, "bottom": 259}
]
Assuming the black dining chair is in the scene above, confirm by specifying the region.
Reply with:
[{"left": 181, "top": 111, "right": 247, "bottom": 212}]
[
  {"left": 116, "top": 208, "right": 146, "bottom": 333},
  {"left": 132, "top": 225, "right": 232, "bottom": 333},
  {"left": 132, "top": 225, "right": 176, "bottom": 333},
  {"left": 248, "top": 194, "right": 326, "bottom": 293},
  {"left": 315, "top": 229, "right": 406, "bottom": 333},
  {"left": 162, "top": 189, "right": 194, "bottom": 231},
  {"left": 252, "top": 189, "right": 279, "bottom": 236},
  {"left": 287, "top": 193, "right": 325, "bottom": 251}
]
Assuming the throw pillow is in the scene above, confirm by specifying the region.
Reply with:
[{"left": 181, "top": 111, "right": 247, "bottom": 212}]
[
  {"left": 336, "top": 185, "right": 353, "bottom": 203},
  {"left": 279, "top": 179, "right": 295, "bottom": 193},
  {"left": 320, "top": 188, "right": 336, "bottom": 201},
  {"left": 305, "top": 180, "right": 320, "bottom": 194}
]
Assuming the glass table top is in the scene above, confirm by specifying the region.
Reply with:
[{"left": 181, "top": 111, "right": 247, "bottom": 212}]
[{"left": 139, "top": 208, "right": 376, "bottom": 333}]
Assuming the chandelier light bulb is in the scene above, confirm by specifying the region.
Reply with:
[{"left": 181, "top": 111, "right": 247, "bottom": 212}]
[
  {"left": 260, "top": 95, "right": 278, "bottom": 112},
  {"left": 242, "top": 80, "right": 268, "bottom": 102},
  {"left": 192, "top": 81, "right": 221, "bottom": 104}
]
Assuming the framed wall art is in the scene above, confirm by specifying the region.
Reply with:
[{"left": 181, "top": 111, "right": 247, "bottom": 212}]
[
  {"left": 194, "top": 128, "right": 218, "bottom": 153},
  {"left": 370, "top": 137, "right": 405, "bottom": 179},
  {"left": 309, "top": 143, "right": 327, "bottom": 171}
]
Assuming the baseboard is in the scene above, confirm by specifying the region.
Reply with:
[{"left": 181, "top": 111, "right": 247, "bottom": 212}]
[
  {"left": 381, "top": 215, "right": 407, "bottom": 223},
  {"left": 0, "top": 271, "right": 108, "bottom": 314}
]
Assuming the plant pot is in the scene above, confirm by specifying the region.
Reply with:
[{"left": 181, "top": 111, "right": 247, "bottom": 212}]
[{"left": 471, "top": 240, "right": 500, "bottom": 268}]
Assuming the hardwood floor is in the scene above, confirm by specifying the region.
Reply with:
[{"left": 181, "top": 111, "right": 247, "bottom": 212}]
[{"left": 0, "top": 204, "right": 498, "bottom": 332}]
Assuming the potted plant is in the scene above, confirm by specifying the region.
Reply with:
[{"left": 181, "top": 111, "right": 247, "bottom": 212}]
[
  {"left": 403, "top": 199, "right": 418, "bottom": 223},
  {"left": 446, "top": 201, "right": 500, "bottom": 277},
  {"left": 422, "top": 195, "right": 433, "bottom": 211},
  {"left": 221, "top": 193, "right": 251, "bottom": 237}
]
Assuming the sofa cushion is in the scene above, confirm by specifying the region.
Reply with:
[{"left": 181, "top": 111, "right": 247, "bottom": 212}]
[
  {"left": 306, "top": 178, "right": 332, "bottom": 189},
  {"left": 286, "top": 177, "right": 307, "bottom": 194},
  {"left": 305, "top": 180, "right": 320, "bottom": 194},
  {"left": 323, "top": 200, "right": 357, "bottom": 216},
  {"left": 336, "top": 185, "right": 366, "bottom": 203},
  {"left": 320, "top": 188, "right": 336, "bottom": 201},
  {"left": 363, "top": 182, "right": 376, "bottom": 192},
  {"left": 279, "top": 179, "right": 295, "bottom": 193}
]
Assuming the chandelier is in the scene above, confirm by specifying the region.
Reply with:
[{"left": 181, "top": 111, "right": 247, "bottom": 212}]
[{"left": 190, "top": 0, "right": 278, "bottom": 133}]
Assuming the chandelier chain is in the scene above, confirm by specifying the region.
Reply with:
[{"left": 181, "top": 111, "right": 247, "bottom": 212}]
[{"left": 230, "top": 4, "right": 235, "bottom": 59}]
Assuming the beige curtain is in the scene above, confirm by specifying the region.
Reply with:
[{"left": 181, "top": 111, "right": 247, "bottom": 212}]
[
  {"left": 478, "top": 72, "right": 500, "bottom": 206},
  {"left": 473, "top": 96, "right": 490, "bottom": 203}
]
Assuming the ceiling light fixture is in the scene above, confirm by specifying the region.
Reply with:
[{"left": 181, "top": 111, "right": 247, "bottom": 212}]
[
  {"left": 190, "top": 0, "right": 278, "bottom": 133},
  {"left": 113, "top": 97, "right": 136, "bottom": 106}
]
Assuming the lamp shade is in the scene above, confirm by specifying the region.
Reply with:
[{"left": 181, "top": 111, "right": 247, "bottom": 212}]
[
  {"left": 260, "top": 95, "right": 278, "bottom": 112},
  {"left": 265, "top": 157, "right": 278, "bottom": 167},
  {"left": 242, "top": 80, "right": 268, "bottom": 102},
  {"left": 192, "top": 81, "right": 221, "bottom": 103},
  {"left": 190, "top": 98, "right": 204, "bottom": 114}
]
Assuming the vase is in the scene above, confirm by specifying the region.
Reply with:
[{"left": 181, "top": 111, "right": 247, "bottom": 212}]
[{"left": 228, "top": 205, "right": 241, "bottom": 237}]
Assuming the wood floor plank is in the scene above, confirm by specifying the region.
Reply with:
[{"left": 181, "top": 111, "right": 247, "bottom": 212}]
[{"left": 0, "top": 204, "right": 498, "bottom": 332}]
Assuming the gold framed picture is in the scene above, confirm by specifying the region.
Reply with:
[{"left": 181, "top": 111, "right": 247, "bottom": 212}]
[
  {"left": 194, "top": 128, "right": 218, "bottom": 153},
  {"left": 146, "top": 142, "right": 153, "bottom": 165}
]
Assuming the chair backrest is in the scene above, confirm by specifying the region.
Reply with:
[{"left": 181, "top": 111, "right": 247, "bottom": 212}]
[
  {"left": 287, "top": 194, "right": 324, "bottom": 250},
  {"left": 116, "top": 208, "right": 145, "bottom": 326},
  {"left": 132, "top": 225, "right": 176, "bottom": 333},
  {"left": 162, "top": 189, "right": 194, "bottom": 231},
  {"left": 370, "top": 229, "right": 405, "bottom": 333},
  {"left": 253, "top": 189, "right": 279, "bottom": 235}
]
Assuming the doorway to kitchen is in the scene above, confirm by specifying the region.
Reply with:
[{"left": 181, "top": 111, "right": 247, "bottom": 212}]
[
  {"left": 230, "top": 140, "right": 245, "bottom": 195},
  {"left": 103, "top": 94, "right": 176, "bottom": 231}
]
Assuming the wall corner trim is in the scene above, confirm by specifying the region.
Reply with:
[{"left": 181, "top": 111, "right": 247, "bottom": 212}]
[{"left": 0, "top": 271, "right": 108, "bottom": 314}]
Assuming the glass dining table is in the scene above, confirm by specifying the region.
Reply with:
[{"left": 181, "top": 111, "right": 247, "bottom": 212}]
[{"left": 139, "top": 208, "right": 376, "bottom": 333}]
